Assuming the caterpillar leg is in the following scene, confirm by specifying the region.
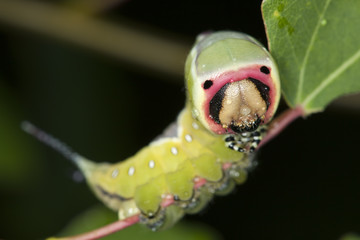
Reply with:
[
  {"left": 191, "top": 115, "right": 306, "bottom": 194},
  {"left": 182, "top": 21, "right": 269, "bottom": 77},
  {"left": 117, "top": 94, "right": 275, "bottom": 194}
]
[
  {"left": 139, "top": 204, "right": 185, "bottom": 231},
  {"left": 224, "top": 125, "right": 267, "bottom": 153},
  {"left": 174, "top": 187, "right": 213, "bottom": 214},
  {"left": 139, "top": 207, "right": 166, "bottom": 231}
]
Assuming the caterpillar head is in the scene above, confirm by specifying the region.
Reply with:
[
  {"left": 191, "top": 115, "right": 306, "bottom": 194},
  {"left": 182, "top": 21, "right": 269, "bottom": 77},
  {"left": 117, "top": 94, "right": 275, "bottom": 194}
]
[{"left": 185, "top": 31, "right": 280, "bottom": 135}]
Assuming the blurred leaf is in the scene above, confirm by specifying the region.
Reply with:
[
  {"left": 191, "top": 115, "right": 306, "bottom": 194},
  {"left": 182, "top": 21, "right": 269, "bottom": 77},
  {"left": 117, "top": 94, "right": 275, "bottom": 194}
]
[
  {"left": 0, "top": 0, "right": 189, "bottom": 78},
  {"left": 0, "top": 82, "right": 40, "bottom": 189},
  {"left": 262, "top": 0, "right": 360, "bottom": 114},
  {"left": 340, "top": 233, "right": 360, "bottom": 240},
  {"left": 53, "top": 205, "right": 221, "bottom": 240}
]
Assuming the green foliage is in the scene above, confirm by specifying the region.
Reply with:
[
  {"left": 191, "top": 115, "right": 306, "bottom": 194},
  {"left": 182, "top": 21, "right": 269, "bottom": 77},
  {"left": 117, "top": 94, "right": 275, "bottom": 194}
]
[
  {"left": 340, "top": 233, "right": 360, "bottom": 240},
  {"left": 0, "top": 82, "right": 40, "bottom": 189},
  {"left": 53, "top": 205, "right": 221, "bottom": 240},
  {"left": 262, "top": 0, "right": 360, "bottom": 114}
]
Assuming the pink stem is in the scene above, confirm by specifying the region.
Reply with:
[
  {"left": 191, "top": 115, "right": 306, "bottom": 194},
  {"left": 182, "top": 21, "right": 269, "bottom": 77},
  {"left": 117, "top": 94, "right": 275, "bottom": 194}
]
[
  {"left": 54, "top": 107, "right": 303, "bottom": 240},
  {"left": 258, "top": 105, "right": 305, "bottom": 148},
  {"left": 55, "top": 215, "right": 139, "bottom": 240}
]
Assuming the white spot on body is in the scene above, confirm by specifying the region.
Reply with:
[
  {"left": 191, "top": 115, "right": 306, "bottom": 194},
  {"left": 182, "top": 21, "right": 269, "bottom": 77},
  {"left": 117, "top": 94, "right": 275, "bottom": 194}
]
[
  {"left": 192, "top": 109, "right": 200, "bottom": 118},
  {"left": 171, "top": 147, "right": 178, "bottom": 155},
  {"left": 230, "top": 170, "right": 240, "bottom": 177},
  {"left": 128, "top": 208, "right": 134, "bottom": 215},
  {"left": 111, "top": 168, "right": 119, "bottom": 178},
  {"left": 149, "top": 160, "right": 155, "bottom": 169},
  {"left": 192, "top": 122, "right": 199, "bottom": 129},
  {"left": 185, "top": 134, "right": 192, "bottom": 142},
  {"left": 128, "top": 166, "right": 135, "bottom": 176}
]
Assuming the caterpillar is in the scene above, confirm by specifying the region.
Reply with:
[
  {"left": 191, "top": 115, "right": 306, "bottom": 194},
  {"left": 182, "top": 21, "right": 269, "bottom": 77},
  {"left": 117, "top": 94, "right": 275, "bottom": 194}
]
[{"left": 22, "top": 31, "right": 280, "bottom": 231}]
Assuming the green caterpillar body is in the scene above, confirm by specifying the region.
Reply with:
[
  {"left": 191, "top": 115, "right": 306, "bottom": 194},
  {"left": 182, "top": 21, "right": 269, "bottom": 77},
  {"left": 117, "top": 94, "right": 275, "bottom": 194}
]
[
  {"left": 79, "top": 105, "right": 250, "bottom": 229},
  {"left": 24, "top": 31, "right": 280, "bottom": 231}
]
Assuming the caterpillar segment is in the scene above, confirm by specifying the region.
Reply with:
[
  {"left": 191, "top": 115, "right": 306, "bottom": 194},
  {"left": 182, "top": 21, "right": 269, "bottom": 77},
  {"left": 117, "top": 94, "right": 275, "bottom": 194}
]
[{"left": 23, "top": 31, "right": 281, "bottom": 232}]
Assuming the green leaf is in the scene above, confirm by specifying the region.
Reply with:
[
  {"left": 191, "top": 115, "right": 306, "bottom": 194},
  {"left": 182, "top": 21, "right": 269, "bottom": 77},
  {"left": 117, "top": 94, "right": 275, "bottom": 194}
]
[
  {"left": 262, "top": 0, "right": 360, "bottom": 114},
  {"left": 0, "top": 82, "right": 40, "bottom": 189},
  {"left": 340, "top": 233, "right": 360, "bottom": 240},
  {"left": 52, "top": 205, "right": 221, "bottom": 240}
]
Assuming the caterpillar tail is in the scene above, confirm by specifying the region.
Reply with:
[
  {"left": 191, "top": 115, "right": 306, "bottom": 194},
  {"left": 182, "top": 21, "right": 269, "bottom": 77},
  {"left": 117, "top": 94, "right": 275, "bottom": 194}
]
[{"left": 21, "top": 121, "right": 96, "bottom": 178}]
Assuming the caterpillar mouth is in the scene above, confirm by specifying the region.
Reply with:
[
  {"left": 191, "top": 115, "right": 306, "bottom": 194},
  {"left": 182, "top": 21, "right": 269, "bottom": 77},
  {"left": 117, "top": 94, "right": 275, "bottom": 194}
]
[{"left": 209, "top": 78, "right": 270, "bottom": 133}]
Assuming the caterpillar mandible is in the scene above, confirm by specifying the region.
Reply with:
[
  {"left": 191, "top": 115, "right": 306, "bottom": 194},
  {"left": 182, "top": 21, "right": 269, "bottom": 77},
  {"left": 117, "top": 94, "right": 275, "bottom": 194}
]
[{"left": 23, "top": 31, "right": 280, "bottom": 232}]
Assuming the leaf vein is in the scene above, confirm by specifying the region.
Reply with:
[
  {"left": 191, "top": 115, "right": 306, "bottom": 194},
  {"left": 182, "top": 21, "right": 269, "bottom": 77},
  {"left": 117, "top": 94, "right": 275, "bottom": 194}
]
[
  {"left": 302, "top": 48, "right": 360, "bottom": 107},
  {"left": 296, "top": 0, "right": 332, "bottom": 103}
]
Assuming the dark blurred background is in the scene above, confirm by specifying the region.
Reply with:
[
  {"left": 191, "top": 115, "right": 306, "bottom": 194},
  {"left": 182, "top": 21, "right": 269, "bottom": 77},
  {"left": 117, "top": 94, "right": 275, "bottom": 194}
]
[{"left": 0, "top": 0, "right": 360, "bottom": 239}]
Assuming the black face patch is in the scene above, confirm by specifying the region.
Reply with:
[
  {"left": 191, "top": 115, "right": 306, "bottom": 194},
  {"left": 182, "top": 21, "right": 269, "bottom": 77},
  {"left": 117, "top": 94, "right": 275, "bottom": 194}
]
[
  {"left": 203, "top": 80, "right": 213, "bottom": 89},
  {"left": 260, "top": 66, "right": 270, "bottom": 74},
  {"left": 248, "top": 78, "right": 270, "bottom": 109},
  {"left": 209, "top": 83, "right": 229, "bottom": 124}
]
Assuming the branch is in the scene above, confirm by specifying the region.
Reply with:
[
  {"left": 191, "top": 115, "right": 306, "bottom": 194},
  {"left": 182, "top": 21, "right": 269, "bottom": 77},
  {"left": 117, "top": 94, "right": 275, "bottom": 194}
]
[
  {"left": 0, "top": 0, "right": 189, "bottom": 78},
  {"left": 63, "top": 0, "right": 129, "bottom": 14},
  {"left": 47, "top": 215, "right": 139, "bottom": 240}
]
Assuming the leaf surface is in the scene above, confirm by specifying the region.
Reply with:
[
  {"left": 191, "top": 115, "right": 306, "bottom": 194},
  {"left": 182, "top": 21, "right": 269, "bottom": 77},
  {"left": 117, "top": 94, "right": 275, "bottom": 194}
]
[{"left": 262, "top": 0, "right": 360, "bottom": 114}]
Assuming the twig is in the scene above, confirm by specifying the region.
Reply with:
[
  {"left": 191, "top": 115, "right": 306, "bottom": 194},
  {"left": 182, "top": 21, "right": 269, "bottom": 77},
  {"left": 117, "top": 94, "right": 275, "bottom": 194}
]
[
  {"left": 47, "top": 215, "right": 140, "bottom": 240},
  {"left": 0, "top": 0, "right": 190, "bottom": 78},
  {"left": 63, "top": 0, "right": 129, "bottom": 14}
]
